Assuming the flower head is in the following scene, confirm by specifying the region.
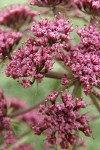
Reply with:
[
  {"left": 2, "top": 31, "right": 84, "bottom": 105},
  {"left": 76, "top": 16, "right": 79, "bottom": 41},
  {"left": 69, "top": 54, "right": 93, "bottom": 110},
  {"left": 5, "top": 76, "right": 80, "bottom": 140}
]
[
  {"left": 6, "top": 18, "right": 72, "bottom": 87},
  {"left": 0, "top": 90, "right": 15, "bottom": 146},
  {"left": 0, "top": 90, "right": 34, "bottom": 149},
  {"left": 64, "top": 25, "right": 100, "bottom": 94},
  {"left": 0, "top": 28, "right": 22, "bottom": 60},
  {"left": 30, "top": 0, "right": 70, "bottom": 7},
  {"left": 33, "top": 91, "right": 91, "bottom": 149},
  {"left": 0, "top": 90, "right": 7, "bottom": 117},
  {"left": 0, "top": 5, "right": 37, "bottom": 31}
]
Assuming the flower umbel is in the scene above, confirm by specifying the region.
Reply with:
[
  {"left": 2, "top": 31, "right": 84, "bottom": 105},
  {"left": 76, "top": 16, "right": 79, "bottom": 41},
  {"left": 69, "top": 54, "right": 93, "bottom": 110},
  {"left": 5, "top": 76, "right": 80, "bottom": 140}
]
[
  {"left": 33, "top": 91, "right": 91, "bottom": 149},
  {"left": 64, "top": 25, "right": 100, "bottom": 94},
  {"left": 0, "top": 5, "right": 38, "bottom": 31},
  {"left": 0, "top": 28, "right": 22, "bottom": 60},
  {"left": 30, "top": 0, "right": 70, "bottom": 7},
  {"left": 6, "top": 18, "right": 72, "bottom": 87}
]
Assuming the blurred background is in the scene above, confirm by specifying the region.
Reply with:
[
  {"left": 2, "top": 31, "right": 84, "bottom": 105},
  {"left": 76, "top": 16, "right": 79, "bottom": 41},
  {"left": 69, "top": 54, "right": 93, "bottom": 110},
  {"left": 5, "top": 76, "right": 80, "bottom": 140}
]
[{"left": 0, "top": 0, "right": 100, "bottom": 150}]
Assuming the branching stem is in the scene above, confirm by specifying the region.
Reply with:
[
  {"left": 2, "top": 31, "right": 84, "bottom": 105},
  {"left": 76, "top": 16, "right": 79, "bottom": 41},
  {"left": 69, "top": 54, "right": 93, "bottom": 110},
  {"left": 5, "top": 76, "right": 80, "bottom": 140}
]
[{"left": 9, "top": 100, "right": 44, "bottom": 118}]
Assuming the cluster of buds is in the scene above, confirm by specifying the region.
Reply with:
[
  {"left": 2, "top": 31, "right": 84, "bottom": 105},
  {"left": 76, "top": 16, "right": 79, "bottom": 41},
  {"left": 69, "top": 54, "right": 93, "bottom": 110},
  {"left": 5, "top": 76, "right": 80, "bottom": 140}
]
[
  {"left": 0, "top": 28, "right": 22, "bottom": 60},
  {"left": 0, "top": 90, "right": 15, "bottom": 147},
  {"left": 30, "top": 0, "right": 71, "bottom": 7},
  {"left": 0, "top": 90, "right": 34, "bottom": 150},
  {"left": 64, "top": 25, "right": 100, "bottom": 94},
  {"left": 33, "top": 91, "right": 91, "bottom": 149},
  {"left": 0, "top": 5, "right": 38, "bottom": 31},
  {"left": 6, "top": 18, "right": 73, "bottom": 87}
]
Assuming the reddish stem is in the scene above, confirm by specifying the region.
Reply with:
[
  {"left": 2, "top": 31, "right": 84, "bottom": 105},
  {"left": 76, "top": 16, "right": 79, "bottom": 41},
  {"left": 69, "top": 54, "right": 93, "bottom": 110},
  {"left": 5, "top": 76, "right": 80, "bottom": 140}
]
[
  {"left": 9, "top": 100, "right": 44, "bottom": 118},
  {"left": 44, "top": 71, "right": 72, "bottom": 80},
  {"left": 72, "top": 81, "right": 80, "bottom": 97},
  {"left": 90, "top": 94, "right": 100, "bottom": 114}
]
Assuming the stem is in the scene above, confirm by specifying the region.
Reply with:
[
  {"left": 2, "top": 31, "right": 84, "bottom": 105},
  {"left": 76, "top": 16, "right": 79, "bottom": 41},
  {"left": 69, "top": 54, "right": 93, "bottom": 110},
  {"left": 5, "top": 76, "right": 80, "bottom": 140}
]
[
  {"left": 90, "top": 16, "right": 100, "bottom": 27},
  {"left": 92, "top": 90, "right": 100, "bottom": 100},
  {"left": 72, "top": 81, "right": 80, "bottom": 97},
  {"left": 52, "top": 5, "right": 56, "bottom": 16},
  {"left": 71, "top": 131, "right": 79, "bottom": 150},
  {"left": 56, "top": 60, "right": 71, "bottom": 72},
  {"left": 90, "top": 16, "right": 97, "bottom": 25},
  {"left": 44, "top": 71, "right": 64, "bottom": 79},
  {"left": 90, "top": 94, "right": 100, "bottom": 114},
  {"left": 44, "top": 71, "right": 73, "bottom": 80},
  {"left": 8, "top": 53, "right": 12, "bottom": 60},
  {"left": 9, "top": 100, "right": 44, "bottom": 118},
  {"left": 23, "top": 71, "right": 72, "bottom": 80}
]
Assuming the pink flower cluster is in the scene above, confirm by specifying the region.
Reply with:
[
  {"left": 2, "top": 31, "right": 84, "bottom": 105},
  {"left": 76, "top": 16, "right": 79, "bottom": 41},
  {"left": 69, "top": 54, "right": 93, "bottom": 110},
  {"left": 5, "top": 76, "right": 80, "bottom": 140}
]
[
  {"left": 31, "top": 18, "right": 72, "bottom": 43},
  {"left": 0, "top": 90, "right": 34, "bottom": 150},
  {"left": 0, "top": 90, "right": 15, "bottom": 146},
  {"left": 30, "top": 0, "right": 70, "bottom": 7},
  {"left": 74, "top": 0, "right": 100, "bottom": 16},
  {"left": 0, "top": 5, "right": 37, "bottom": 31},
  {"left": 64, "top": 25, "right": 100, "bottom": 94},
  {"left": 33, "top": 91, "right": 91, "bottom": 149},
  {"left": 6, "top": 18, "right": 72, "bottom": 87},
  {"left": 0, "top": 28, "right": 22, "bottom": 60}
]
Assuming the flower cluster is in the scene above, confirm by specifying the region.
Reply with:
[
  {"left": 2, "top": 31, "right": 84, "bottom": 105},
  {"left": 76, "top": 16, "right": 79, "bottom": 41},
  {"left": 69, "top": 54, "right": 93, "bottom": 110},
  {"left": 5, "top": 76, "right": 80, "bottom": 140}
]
[
  {"left": 0, "top": 90, "right": 15, "bottom": 146},
  {"left": 31, "top": 18, "right": 72, "bottom": 43},
  {"left": 33, "top": 91, "right": 91, "bottom": 149},
  {"left": 74, "top": 0, "right": 100, "bottom": 16},
  {"left": 61, "top": 74, "right": 69, "bottom": 88},
  {"left": 0, "top": 28, "right": 22, "bottom": 60},
  {"left": 0, "top": 90, "right": 7, "bottom": 119},
  {"left": 64, "top": 25, "right": 100, "bottom": 94},
  {"left": 30, "top": 0, "right": 70, "bottom": 7},
  {"left": 6, "top": 18, "right": 72, "bottom": 87},
  {"left": 0, "top": 5, "right": 37, "bottom": 31},
  {"left": 0, "top": 90, "right": 34, "bottom": 150}
]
